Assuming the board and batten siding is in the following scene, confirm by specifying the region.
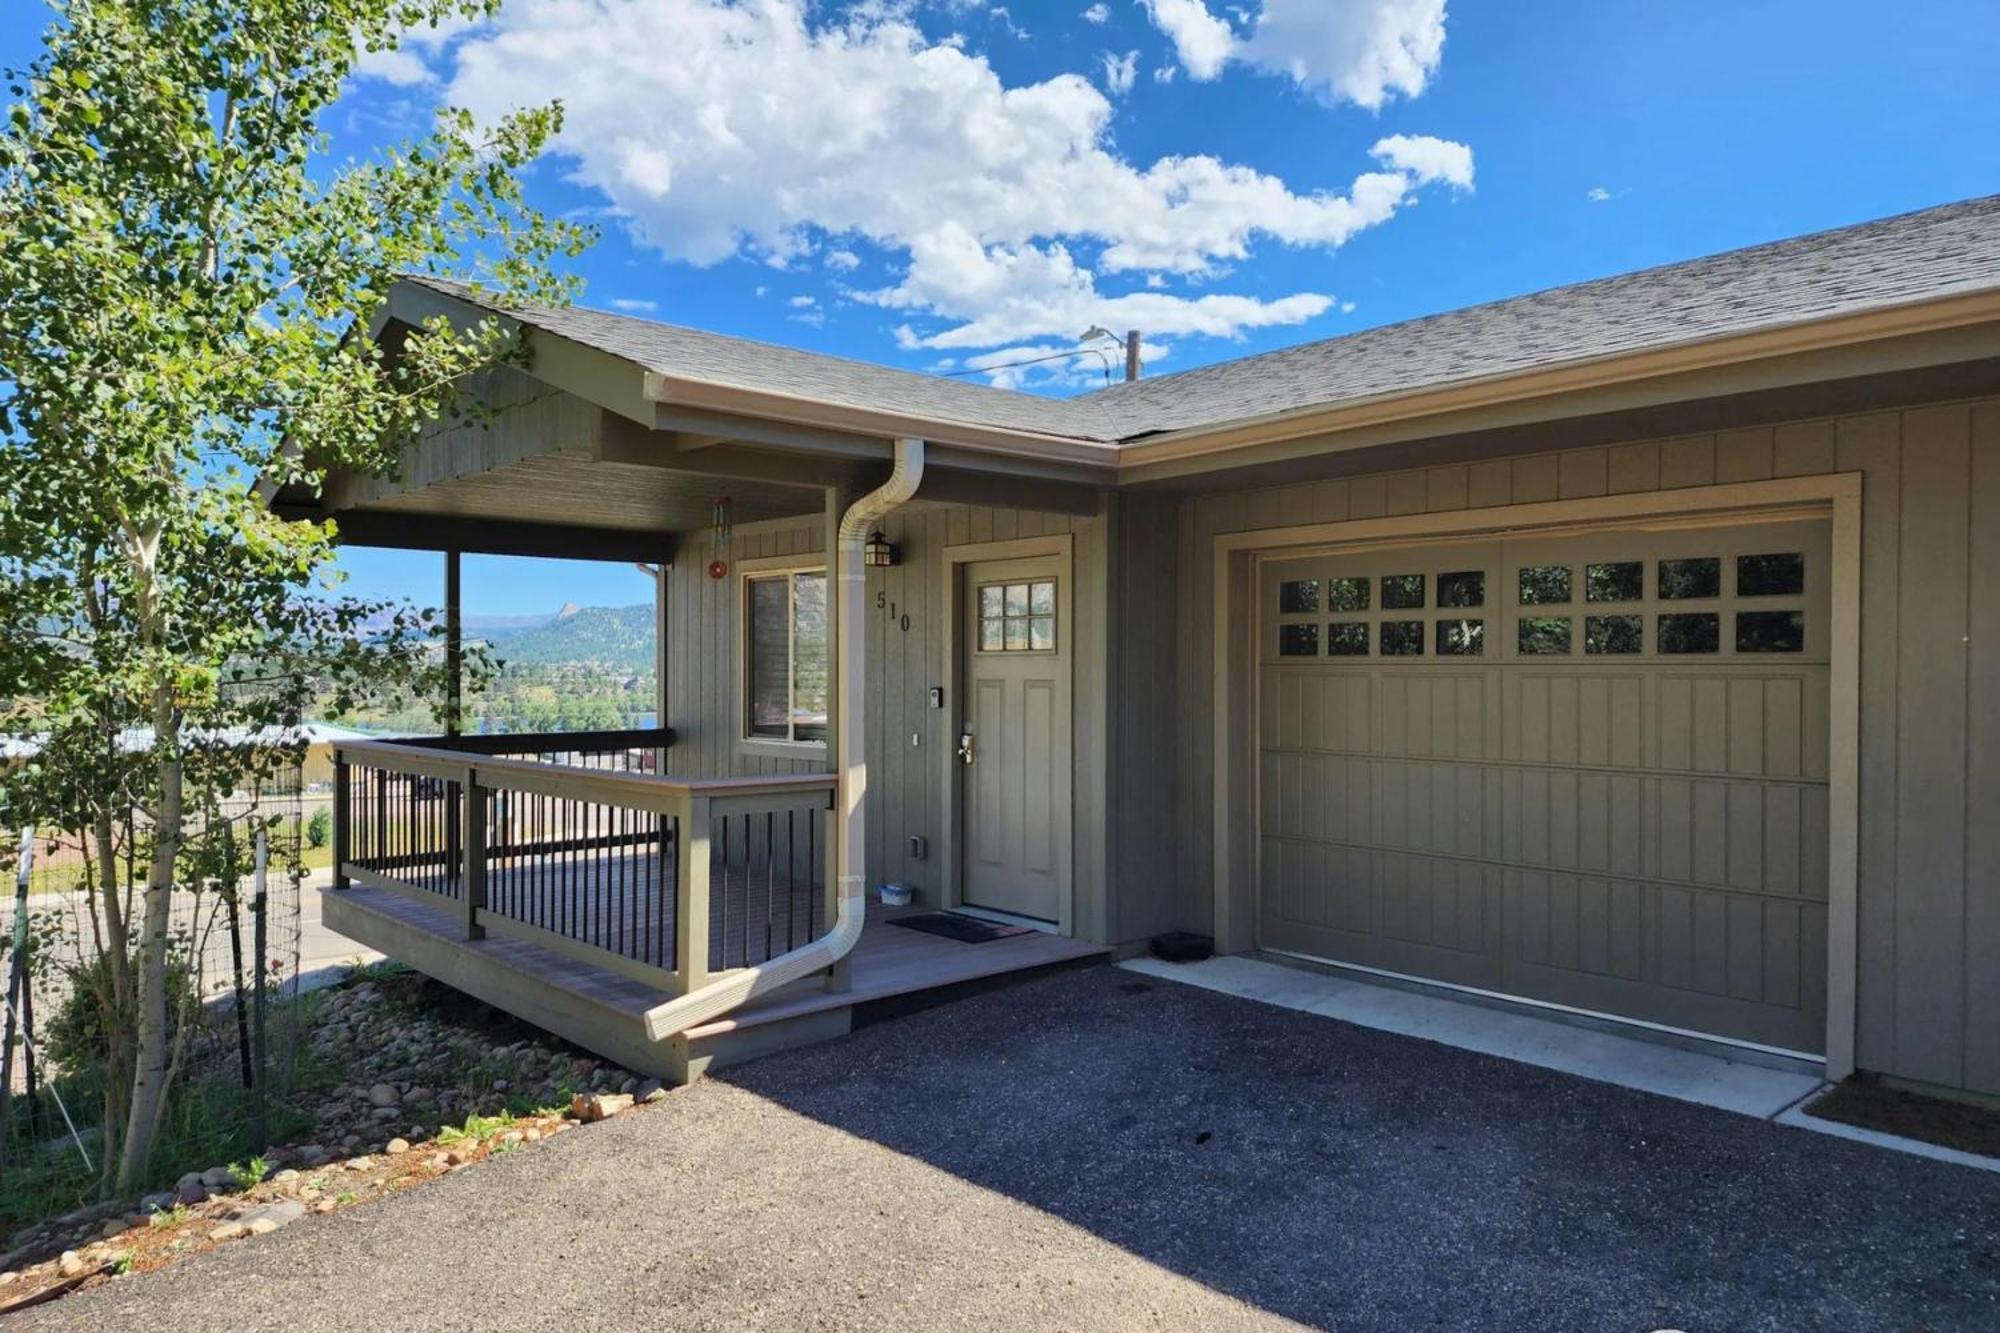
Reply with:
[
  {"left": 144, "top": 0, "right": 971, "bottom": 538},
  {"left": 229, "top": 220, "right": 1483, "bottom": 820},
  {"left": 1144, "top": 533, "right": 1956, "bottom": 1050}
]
[
  {"left": 664, "top": 500, "right": 1112, "bottom": 943},
  {"left": 1145, "top": 396, "right": 2000, "bottom": 1096}
]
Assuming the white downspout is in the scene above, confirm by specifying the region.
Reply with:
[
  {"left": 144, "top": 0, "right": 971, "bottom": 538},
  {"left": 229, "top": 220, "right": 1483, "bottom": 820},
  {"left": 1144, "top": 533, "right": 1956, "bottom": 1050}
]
[{"left": 640, "top": 438, "right": 925, "bottom": 1041}]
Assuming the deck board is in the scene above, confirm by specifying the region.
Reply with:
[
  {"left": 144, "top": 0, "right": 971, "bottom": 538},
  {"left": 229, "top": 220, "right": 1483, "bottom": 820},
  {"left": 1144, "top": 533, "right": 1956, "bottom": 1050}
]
[{"left": 324, "top": 884, "right": 1106, "bottom": 1038}]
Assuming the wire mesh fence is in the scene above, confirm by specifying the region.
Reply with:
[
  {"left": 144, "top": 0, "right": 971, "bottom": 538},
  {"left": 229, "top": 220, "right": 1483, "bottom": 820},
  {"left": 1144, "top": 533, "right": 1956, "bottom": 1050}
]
[{"left": 0, "top": 789, "right": 308, "bottom": 1225}]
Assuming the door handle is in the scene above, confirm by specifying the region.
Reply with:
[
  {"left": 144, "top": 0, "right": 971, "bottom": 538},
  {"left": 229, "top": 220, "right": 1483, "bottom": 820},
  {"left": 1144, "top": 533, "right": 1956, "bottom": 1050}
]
[{"left": 957, "top": 731, "right": 976, "bottom": 765}]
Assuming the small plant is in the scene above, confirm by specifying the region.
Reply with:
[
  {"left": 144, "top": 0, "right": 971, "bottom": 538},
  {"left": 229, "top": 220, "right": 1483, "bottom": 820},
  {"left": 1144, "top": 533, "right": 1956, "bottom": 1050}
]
[
  {"left": 225, "top": 1157, "right": 268, "bottom": 1191},
  {"left": 112, "top": 1253, "right": 136, "bottom": 1276},
  {"left": 437, "top": 1112, "right": 515, "bottom": 1145},
  {"left": 333, "top": 1190, "right": 360, "bottom": 1206},
  {"left": 150, "top": 1204, "right": 190, "bottom": 1229},
  {"left": 305, "top": 807, "right": 332, "bottom": 849}
]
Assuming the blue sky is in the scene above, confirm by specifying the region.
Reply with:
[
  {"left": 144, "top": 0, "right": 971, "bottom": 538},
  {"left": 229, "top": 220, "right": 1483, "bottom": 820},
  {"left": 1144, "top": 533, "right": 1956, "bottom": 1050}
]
[{"left": 8, "top": 1, "right": 1996, "bottom": 616}]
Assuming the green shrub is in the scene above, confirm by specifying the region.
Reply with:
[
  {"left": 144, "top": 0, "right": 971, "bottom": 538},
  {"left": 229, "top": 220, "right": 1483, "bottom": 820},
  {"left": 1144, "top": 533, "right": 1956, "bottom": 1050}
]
[
  {"left": 45, "top": 951, "right": 199, "bottom": 1075},
  {"left": 305, "top": 807, "right": 331, "bottom": 849}
]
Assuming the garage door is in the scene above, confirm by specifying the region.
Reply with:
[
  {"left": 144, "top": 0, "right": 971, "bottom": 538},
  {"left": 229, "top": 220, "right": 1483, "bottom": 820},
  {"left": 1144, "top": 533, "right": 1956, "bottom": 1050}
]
[{"left": 1257, "top": 518, "right": 1830, "bottom": 1053}]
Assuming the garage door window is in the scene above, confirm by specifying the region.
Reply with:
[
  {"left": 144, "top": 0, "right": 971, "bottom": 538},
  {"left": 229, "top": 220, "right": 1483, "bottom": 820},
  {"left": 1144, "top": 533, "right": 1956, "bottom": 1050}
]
[
  {"left": 1658, "top": 611, "right": 1720, "bottom": 653},
  {"left": 1585, "top": 614, "right": 1643, "bottom": 654},
  {"left": 1586, "top": 561, "right": 1643, "bottom": 602},
  {"left": 1738, "top": 552, "right": 1805, "bottom": 597},
  {"left": 1519, "top": 615, "right": 1571, "bottom": 655},
  {"left": 1380, "top": 621, "right": 1424, "bottom": 655},
  {"left": 1381, "top": 574, "right": 1426, "bottom": 609},
  {"left": 1659, "top": 557, "right": 1722, "bottom": 600},
  {"left": 1519, "top": 565, "right": 1572, "bottom": 605},
  {"left": 1330, "top": 622, "right": 1370, "bottom": 655}
]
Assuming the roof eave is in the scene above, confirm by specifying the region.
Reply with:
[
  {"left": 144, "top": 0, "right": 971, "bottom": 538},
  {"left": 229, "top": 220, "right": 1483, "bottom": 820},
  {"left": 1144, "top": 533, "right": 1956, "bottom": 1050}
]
[
  {"left": 640, "top": 371, "right": 1122, "bottom": 471},
  {"left": 1117, "top": 285, "right": 2000, "bottom": 477}
]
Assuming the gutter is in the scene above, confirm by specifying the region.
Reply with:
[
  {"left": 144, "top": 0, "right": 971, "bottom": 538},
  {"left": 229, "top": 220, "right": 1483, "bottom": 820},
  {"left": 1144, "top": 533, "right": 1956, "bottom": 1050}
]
[{"left": 638, "top": 438, "right": 926, "bottom": 1041}]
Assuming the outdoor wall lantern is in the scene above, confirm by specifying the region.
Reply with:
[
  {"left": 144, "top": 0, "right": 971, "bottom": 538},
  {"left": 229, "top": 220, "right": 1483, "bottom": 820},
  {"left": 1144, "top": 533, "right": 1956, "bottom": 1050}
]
[{"left": 864, "top": 531, "right": 899, "bottom": 567}]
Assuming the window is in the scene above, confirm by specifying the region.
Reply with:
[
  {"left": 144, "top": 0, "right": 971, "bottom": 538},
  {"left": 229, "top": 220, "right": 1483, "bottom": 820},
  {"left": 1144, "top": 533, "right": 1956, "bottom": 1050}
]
[
  {"left": 1381, "top": 574, "right": 1426, "bottom": 610},
  {"left": 1518, "top": 565, "right": 1572, "bottom": 605},
  {"left": 1586, "top": 561, "right": 1642, "bottom": 603},
  {"left": 1585, "top": 614, "right": 1642, "bottom": 655},
  {"left": 1658, "top": 612, "right": 1720, "bottom": 654},
  {"left": 745, "top": 570, "right": 828, "bottom": 743},
  {"left": 1328, "top": 577, "right": 1371, "bottom": 612},
  {"left": 979, "top": 580, "right": 1056, "bottom": 653},
  {"left": 1658, "top": 557, "right": 1721, "bottom": 600},
  {"left": 1437, "top": 571, "right": 1485, "bottom": 608},
  {"left": 1329, "top": 622, "right": 1370, "bottom": 656},
  {"left": 1381, "top": 621, "right": 1424, "bottom": 656},
  {"left": 1278, "top": 579, "right": 1319, "bottom": 614},
  {"left": 1436, "top": 619, "right": 1484, "bottom": 655},
  {"left": 1736, "top": 610, "right": 1804, "bottom": 653},
  {"left": 1278, "top": 623, "right": 1319, "bottom": 656},
  {"left": 1738, "top": 553, "right": 1804, "bottom": 597},
  {"left": 1518, "top": 616, "right": 1571, "bottom": 655}
]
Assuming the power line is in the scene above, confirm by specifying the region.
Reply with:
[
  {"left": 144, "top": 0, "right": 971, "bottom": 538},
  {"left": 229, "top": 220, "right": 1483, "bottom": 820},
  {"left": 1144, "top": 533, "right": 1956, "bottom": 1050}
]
[{"left": 938, "top": 345, "right": 1114, "bottom": 382}]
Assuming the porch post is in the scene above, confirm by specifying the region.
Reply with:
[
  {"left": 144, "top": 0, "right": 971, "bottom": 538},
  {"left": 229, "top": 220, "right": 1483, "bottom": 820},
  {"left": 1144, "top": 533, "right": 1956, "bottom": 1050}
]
[{"left": 444, "top": 548, "right": 463, "bottom": 736}]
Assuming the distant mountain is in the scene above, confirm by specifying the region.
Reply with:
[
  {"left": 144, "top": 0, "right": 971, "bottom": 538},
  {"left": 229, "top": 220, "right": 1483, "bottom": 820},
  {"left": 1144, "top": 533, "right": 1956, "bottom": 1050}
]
[{"left": 479, "top": 603, "right": 653, "bottom": 674}]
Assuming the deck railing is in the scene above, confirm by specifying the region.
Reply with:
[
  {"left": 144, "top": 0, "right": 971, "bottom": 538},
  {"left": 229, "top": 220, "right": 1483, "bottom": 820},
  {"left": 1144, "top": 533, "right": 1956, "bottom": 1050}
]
[{"left": 333, "top": 733, "right": 837, "bottom": 998}]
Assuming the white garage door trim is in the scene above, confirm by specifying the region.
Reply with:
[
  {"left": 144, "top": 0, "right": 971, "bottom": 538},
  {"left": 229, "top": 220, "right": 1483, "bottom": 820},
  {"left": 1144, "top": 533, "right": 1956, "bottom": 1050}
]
[{"left": 1209, "top": 474, "right": 1863, "bottom": 1077}]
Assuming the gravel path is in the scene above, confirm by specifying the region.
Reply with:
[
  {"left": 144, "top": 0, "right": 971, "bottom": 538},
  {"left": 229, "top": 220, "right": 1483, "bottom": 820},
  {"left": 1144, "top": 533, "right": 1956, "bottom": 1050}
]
[{"left": 20, "top": 965, "right": 2000, "bottom": 1331}]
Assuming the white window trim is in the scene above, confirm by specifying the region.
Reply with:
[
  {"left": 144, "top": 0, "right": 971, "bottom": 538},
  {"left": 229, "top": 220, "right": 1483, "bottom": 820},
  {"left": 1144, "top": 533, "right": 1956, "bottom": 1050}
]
[{"left": 737, "top": 555, "right": 829, "bottom": 758}]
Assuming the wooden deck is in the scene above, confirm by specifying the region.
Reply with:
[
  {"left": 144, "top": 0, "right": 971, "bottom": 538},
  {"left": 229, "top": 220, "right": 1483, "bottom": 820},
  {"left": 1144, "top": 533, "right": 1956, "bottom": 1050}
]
[{"left": 320, "top": 881, "right": 1107, "bottom": 1080}]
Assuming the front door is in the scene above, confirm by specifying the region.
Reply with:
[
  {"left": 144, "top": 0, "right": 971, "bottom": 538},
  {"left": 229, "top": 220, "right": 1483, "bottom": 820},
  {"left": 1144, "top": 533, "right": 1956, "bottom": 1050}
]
[{"left": 959, "top": 555, "right": 1070, "bottom": 923}]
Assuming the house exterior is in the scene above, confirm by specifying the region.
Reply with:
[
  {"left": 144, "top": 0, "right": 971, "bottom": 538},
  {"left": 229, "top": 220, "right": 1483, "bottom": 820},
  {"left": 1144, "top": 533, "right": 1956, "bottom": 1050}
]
[{"left": 278, "top": 195, "right": 2000, "bottom": 1100}]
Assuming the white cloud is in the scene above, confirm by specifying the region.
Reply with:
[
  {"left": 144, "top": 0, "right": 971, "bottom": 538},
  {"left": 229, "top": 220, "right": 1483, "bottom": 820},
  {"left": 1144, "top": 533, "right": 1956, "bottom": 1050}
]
[
  {"left": 608, "top": 297, "right": 660, "bottom": 312},
  {"left": 787, "top": 294, "right": 818, "bottom": 308},
  {"left": 1588, "top": 186, "right": 1611, "bottom": 203},
  {"left": 1143, "top": 0, "right": 1447, "bottom": 109},
  {"left": 371, "top": 1, "right": 1469, "bottom": 350},
  {"left": 1100, "top": 50, "right": 1140, "bottom": 96},
  {"left": 1371, "top": 134, "right": 1473, "bottom": 190},
  {"left": 350, "top": 14, "right": 481, "bottom": 87},
  {"left": 1081, "top": 2, "right": 1110, "bottom": 22},
  {"left": 825, "top": 248, "right": 861, "bottom": 271},
  {"left": 1142, "top": 0, "right": 1237, "bottom": 80}
]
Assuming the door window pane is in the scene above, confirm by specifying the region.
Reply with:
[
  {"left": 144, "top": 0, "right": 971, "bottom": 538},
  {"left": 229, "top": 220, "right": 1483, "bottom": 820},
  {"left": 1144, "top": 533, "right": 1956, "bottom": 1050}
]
[
  {"left": 1518, "top": 616, "right": 1571, "bottom": 655},
  {"left": 1329, "top": 622, "right": 1369, "bottom": 656},
  {"left": 1328, "top": 577, "right": 1371, "bottom": 612},
  {"left": 978, "top": 579, "right": 1056, "bottom": 653},
  {"left": 1436, "top": 619, "right": 1484, "bottom": 655},
  {"left": 1584, "top": 614, "right": 1643, "bottom": 655},
  {"left": 1437, "top": 571, "right": 1485, "bottom": 608},
  {"left": 1585, "top": 561, "right": 1643, "bottom": 602},
  {"left": 1737, "top": 553, "right": 1804, "bottom": 597},
  {"left": 1277, "top": 624, "right": 1319, "bottom": 656},
  {"left": 1518, "top": 565, "right": 1572, "bottom": 605},
  {"left": 1381, "top": 574, "right": 1426, "bottom": 610},
  {"left": 1278, "top": 579, "right": 1319, "bottom": 614},
  {"left": 1658, "top": 557, "right": 1722, "bottom": 600},
  {"left": 1658, "top": 612, "right": 1720, "bottom": 653},
  {"left": 1380, "top": 621, "right": 1424, "bottom": 655},
  {"left": 1736, "top": 610, "right": 1804, "bottom": 652}
]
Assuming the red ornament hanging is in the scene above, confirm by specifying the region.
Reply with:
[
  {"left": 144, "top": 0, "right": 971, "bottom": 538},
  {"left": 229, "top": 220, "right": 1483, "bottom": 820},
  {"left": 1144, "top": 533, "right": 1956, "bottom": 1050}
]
[{"left": 707, "top": 495, "right": 734, "bottom": 579}]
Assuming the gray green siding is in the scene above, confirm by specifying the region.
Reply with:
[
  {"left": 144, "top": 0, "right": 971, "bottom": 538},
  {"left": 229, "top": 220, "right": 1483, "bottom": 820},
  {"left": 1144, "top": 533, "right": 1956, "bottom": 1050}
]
[{"left": 1140, "top": 396, "right": 2000, "bottom": 1095}]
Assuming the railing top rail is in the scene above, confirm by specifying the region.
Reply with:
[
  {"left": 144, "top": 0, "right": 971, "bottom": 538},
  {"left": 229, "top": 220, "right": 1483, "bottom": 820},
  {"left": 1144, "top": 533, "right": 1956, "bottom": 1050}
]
[
  {"left": 336, "top": 737, "right": 836, "bottom": 804},
  {"left": 399, "top": 726, "right": 676, "bottom": 756}
]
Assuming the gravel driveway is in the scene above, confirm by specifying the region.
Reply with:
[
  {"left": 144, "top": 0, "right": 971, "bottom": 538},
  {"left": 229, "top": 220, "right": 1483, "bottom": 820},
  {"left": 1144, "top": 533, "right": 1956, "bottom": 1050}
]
[{"left": 20, "top": 965, "right": 2000, "bottom": 1331}]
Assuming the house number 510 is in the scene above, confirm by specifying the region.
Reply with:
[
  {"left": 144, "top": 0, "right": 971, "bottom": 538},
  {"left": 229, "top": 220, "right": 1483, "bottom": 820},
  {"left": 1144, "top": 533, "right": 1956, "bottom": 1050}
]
[{"left": 875, "top": 591, "right": 911, "bottom": 632}]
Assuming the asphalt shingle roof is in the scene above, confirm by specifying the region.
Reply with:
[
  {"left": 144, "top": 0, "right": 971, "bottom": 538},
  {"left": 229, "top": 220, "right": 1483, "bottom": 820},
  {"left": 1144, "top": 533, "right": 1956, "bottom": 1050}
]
[{"left": 408, "top": 194, "right": 2000, "bottom": 445}]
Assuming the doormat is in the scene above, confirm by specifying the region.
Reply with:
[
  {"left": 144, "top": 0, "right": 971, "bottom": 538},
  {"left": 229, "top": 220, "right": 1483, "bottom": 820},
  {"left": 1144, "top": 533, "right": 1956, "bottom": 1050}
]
[{"left": 888, "top": 912, "right": 1037, "bottom": 944}]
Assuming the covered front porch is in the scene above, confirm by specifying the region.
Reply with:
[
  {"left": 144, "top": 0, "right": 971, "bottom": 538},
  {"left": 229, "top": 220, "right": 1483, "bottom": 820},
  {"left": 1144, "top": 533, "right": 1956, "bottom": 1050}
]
[{"left": 323, "top": 731, "right": 1104, "bottom": 1082}]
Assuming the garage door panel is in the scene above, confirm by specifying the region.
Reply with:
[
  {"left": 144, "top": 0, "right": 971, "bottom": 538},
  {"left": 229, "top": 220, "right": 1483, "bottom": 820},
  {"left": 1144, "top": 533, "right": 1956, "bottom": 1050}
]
[{"left": 1258, "top": 519, "right": 1832, "bottom": 1053}]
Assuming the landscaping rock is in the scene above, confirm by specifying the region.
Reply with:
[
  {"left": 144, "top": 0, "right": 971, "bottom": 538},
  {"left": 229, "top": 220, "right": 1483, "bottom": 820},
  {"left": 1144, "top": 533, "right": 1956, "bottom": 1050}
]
[
  {"left": 637, "top": 1079, "right": 667, "bottom": 1104},
  {"left": 385, "top": 1138, "right": 410, "bottom": 1156},
  {"left": 570, "top": 1092, "right": 634, "bottom": 1122},
  {"left": 367, "top": 1082, "right": 399, "bottom": 1107},
  {"left": 56, "top": 1251, "right": 85, "bottom": 1279},
  {"left": 201, "top": 1165, "right": 236, "bottom": 1190},
  {"left": 173, "top": 1179, "right": 209, "bottom": 1207},
  {"left": 208, "top": 1222, "right": 248, "bottom": 1243},
  {"left": 239, "top": 1201, "right": 307, "bottom": 1235}
]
